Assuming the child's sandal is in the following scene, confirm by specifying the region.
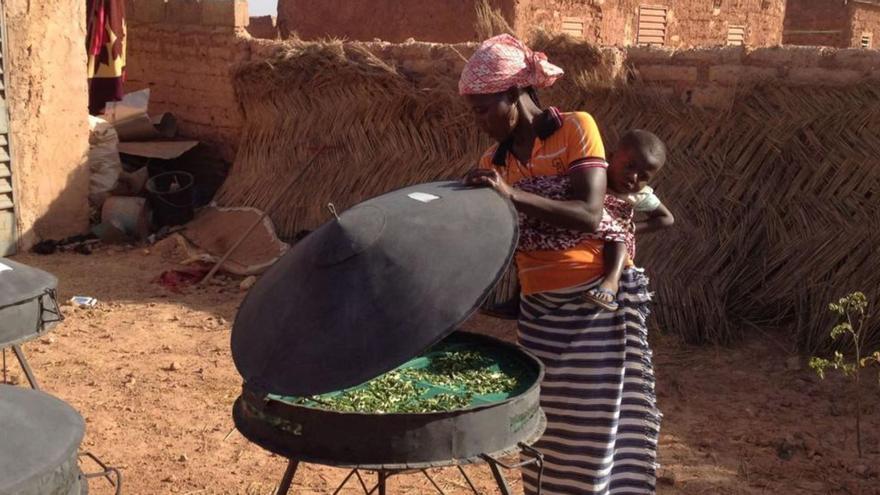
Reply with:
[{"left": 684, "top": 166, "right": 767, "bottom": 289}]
[{"left": 584, "top": 287, "right": 620, "bottom": 312}]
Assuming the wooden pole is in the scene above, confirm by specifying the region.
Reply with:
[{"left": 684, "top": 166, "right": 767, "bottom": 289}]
[{"left": 198, "top": 147, "right": 325, "bottom": 286}]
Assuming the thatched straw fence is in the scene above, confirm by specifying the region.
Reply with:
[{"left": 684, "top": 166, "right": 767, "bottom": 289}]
[{"left": 217, "top": 37, "right": 880, "bottom": 353}]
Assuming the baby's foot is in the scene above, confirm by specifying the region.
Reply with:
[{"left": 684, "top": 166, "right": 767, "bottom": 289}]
[
  {"left": 584, "top": 279, "right": 620, "bottom": 311},
  {"left": 597, "top": 279, "right": 619, "bottom": 302}
]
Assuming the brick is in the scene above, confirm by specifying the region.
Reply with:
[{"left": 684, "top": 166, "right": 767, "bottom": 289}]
[
  {"left": 746, "top": 47, "right": 794, "bottom": 66},
  {"left": 672, "top": 46, "right": 745, "bottom": 65},
  {"left": 787, "top": 68, "right": 865, "bottom": 86},
  {"left": 635, "top": 65, "right": 699, "bottom": 83},
  {"left": 129, "top": 38, "right": 161, "bottom": 54},
  {"left": 208, "top": 46, "right": 237, "bottom": 61},
  {"left": 625, "top": 46, "right": 674, "bottom": 63},
  {"left": 201, "top": 0, "right": 234, "bottom": 26},
  {"left": 125, "top": 0, "right": 166, "bottom": 24},
  {"left": 165, "top": 0, "right": 201, "bottom": 25},
  {"left": 748, "top": 46, "right": 835, "bottom": 68},
  {"left": 201, "top": 0, "right": 248, "bottom": 27},
  {"left": 709, "top": 65, "right": 779, "bottom": 86},
  {"left": 126, "top": 0, "right": 166, "bottom": 24},
  {"left": 178, "top": 74, "right": 233, "bottom": 91},
  {"left": 247, "top": 15, "right": 279, "bottom": 39},
  {"left": 833, "top": 49, "right": 880, "bottom": 71},
  {"left": 234, "top": 0, "right": 249, "bottom": 28}
]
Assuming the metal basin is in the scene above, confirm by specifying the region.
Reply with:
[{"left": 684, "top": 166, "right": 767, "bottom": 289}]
[{"left": 233, "top": 332, "right": 545, "bottom": 468}]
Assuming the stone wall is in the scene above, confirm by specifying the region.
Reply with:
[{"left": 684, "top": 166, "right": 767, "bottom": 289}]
[
  {"left": 124, "top": 0, "right": 250, "bottom": 161},
  {"left": 3, "top": 0, "right": 91, "bottom": 250}
]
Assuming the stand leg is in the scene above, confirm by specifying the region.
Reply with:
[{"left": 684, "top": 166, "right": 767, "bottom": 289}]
[
  {"left": 276, "top": 460, "right": 299, "bottom": 495},
  {"left": 12, "top": 345, "right": 39, "bottom": 389},
  {"left": 487, "top": 460, "right": 512, "bottom": 495},
  {"left": 456, "top": 465, "right": 480, "bottom": 494},
  {"left": 378, "top": 471, "right": 387, "bottom": 495},
  {"left": 331, "top": 470, "right": 359, "bottom": 495},
  {"left": 421, "top": 469, "right": 447, "bottom": 494},
  {"left": 354, "top": 470, "right": 370, "bottom": 493}
]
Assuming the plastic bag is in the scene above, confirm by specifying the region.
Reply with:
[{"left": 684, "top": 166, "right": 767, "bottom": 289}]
[{"left": 87, "top": 115, "right": 122, "bottom": 208}]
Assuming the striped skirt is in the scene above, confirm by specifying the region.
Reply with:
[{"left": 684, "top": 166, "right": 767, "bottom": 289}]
[{"left": 519, "top": 268, "right": 661, "bottom": 495}]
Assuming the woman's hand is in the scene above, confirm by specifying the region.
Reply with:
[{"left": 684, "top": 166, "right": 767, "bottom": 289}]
[{"left": 462, "top": 169, "right": 515, "bottom": 200}]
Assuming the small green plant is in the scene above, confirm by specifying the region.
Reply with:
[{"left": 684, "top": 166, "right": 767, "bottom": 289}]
[{"left": 809, "top": 291, "right": 880, "bottom": 458}]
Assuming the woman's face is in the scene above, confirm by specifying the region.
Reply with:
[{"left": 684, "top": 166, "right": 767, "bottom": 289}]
[{"left": 465, "top": 91, "right": 518, "bottom": 143}]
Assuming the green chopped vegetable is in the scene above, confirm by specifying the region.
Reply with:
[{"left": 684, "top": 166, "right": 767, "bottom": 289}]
[{"left": 292, "top": 347, "right": 525, "bottom": 414}]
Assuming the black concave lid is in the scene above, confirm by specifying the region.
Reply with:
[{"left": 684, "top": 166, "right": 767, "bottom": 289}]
[
  {"left": 0, "top": 257, "right": 58, "bottom": 308},
  {"left": 231, "top": 181, "right": 518, "bottom": 396},
  {"left": 0, "top": 385, "right": 85, "bottom": 492}
]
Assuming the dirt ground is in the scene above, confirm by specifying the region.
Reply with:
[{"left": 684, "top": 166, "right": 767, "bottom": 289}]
[{"left": 4, "top": 247, "right": 880, "bottom": 495}]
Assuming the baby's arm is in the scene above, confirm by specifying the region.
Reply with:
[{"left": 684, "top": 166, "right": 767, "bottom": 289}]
[{"left": 635, "top": 201, "right": 674, "bottom": 235}]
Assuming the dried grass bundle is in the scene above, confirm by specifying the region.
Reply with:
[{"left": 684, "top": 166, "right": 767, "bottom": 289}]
[
  {"left": 218, "top": 37, "right": 880, "bottom": 352},
  {"left": 473, "top": 0, "right": 514, "bottom": 40}
]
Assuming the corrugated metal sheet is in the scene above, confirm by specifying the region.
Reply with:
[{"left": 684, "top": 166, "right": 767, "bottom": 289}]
[
  {"left": 0, "top": 9, "right": 15, "bottom": 255},
  {"left": 637, "top": 5, "right": 667, "bottom": 46},
  {"left": 561, "top": 17, "right": 585, "bottom": 39},
  {"left": 727, "top": 25, "right": 746, "bottom": 46}
]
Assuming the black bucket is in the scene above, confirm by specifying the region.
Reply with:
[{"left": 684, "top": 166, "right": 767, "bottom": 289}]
[{"left": 145, "top": 171, "right": 195, "bottom": 227}]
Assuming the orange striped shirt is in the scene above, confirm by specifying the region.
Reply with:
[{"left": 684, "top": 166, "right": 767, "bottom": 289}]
[{"left": 479, "top": 110, "right": 610, "bottom": 295}]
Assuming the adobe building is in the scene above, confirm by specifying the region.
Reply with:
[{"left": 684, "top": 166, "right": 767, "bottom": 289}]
[
  {"left": 783, "top": 0, "right": 880, "bottom": 48},
  {"left": 277, "top": 0, "right": 788, "bottom": 48},
  {"left": 1, "top": 0, "right": 90, "bottom": 254}
]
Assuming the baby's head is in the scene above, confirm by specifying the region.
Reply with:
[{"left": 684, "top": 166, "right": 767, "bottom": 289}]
[{"left": 608, "top": 129, "right": 667, "bottom": 194}]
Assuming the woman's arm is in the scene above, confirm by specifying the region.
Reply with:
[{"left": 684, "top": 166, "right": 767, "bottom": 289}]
[
  {"left": 463, "top": 166, "right": 606, "bottom": 233},
  {"left": 635, "top": 202, "right": 674, "bottom": 235}
]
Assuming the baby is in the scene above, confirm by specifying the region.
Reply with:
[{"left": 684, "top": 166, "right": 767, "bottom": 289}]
[
  {"left": 584, "top": 129, "right": 673, "bottom": 310},
  {"left": 516, "top": 129, "right": 674, "bottom": 311}
]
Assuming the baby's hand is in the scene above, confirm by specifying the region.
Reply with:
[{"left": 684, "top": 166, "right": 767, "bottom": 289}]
[{"left": 461, "top": 168, "right": 497, "bottom": 187}]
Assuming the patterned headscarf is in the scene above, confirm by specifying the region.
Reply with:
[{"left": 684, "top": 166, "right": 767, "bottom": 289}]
[{"left": 459, "top": 34, "right": 564, "bottom": 96}]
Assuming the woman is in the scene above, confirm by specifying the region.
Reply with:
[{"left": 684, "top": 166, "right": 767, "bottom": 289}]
[{"left": 460, "top": 35, "right": 661, "bottom": 495}]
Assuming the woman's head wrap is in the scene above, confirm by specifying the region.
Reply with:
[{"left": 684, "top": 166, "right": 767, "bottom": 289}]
[{"left": 459, "top": 34, "right": 564, "bottom": 96}]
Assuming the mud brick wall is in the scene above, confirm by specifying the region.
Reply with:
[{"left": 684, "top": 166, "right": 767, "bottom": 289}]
[
  {"left": 3, "top": 0, "right": 91, "bottom": 249},
  {"left": 513, "top": 0, "right": 604, "bottom": 42},
  {"left": 124, "top": 0, "right": 250, "bottom": 161},
  {"left": 277, "top": 0, "right": 515, "bottom": 43},
  {"left": 783, "top": 0, "right": 851, "bottom": 47},
  {"left": 247, "top": 15, "right": 278, "bottom": 40},
  {"left": 276, "top": 0, "right": 786, "bottom": 47},
  {"left": 849, "top": 1, "right": 880, "bottom": 47},
  {"left": 625, "top": 44, "right": 880, "bottom": 108},
  {"left": 595, "top": 0, "right": 787, "bottom": 47}
]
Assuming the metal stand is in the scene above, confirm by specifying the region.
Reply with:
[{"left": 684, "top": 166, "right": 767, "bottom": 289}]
[
  {"left": 1, "top": 348, "right": 123, "bottom": 494},
  {"left": 2, "top": 345, "right": 41, "bottom": 389},
  {"left": 79, "top": 452, "right": 123, "bottom": 495},
  {"left": 273, "top": 443, "right": 543, "bottom": 495}
]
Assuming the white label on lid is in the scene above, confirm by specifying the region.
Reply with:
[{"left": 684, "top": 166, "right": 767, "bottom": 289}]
[
  {"left": 0, "top": 262, "right": 11, "bottom": 273},
  {"left": 407, "top": 192, "right": 440, "bottom": 203}
]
